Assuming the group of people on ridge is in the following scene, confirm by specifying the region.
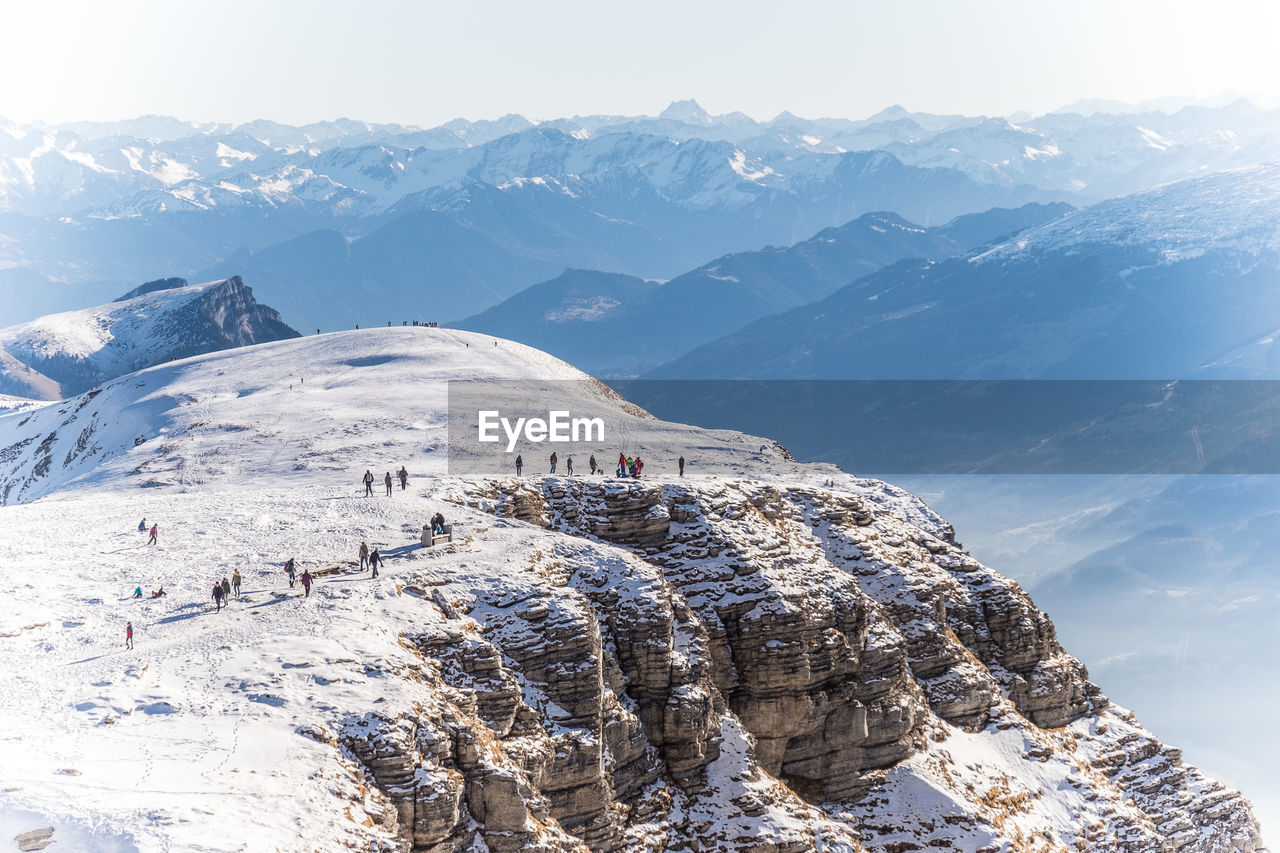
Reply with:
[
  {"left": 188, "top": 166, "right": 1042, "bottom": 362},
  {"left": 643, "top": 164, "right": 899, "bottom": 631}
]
[
  {"left": 123, "top": 487, "right": 452, "bottom": 647},
  {"left": 513, "top": 453, "right": 686, "bottom": 478},
  {"left": 358, "top": 542, "right": 384, "bottom": 578},
  {"left": 363, "top": 467, "right": 409, "bottom": 496},
  {"left": 282, "top": 558, "right": 316, "bottom": 595},
  {"left": 210, "top": 571, "right": 244, "bottom": 610},
  {"left": 618, "top": 453, "right": 643, "bottom": 478}
]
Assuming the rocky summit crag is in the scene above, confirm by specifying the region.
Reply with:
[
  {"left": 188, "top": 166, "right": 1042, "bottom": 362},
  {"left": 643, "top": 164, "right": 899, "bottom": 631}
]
[
  {"left": 0, "top": 275, "right": 298, "bottom": 400},
  {"left": 329, "top": 473, "right": 1264, "bottom": 852}
]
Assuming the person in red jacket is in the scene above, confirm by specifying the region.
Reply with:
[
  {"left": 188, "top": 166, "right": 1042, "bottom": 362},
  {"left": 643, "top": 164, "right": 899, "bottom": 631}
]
[
  {"left": 125, "top": 622, "right": 134, "bottom": 649},
  {"left": 147, "top": 524, "right": 158, "bottom": 545},
  {"left": 300, "top": 570, "right": 314, "bottom": 597}
]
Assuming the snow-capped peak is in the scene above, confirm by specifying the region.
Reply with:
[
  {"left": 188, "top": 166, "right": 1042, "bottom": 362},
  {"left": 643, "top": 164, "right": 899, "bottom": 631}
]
[
  {"left": 976, "top": 162, "right": 1280, "bottom": 263},
  {"left": 659, "top": 98, "right": 713, "bottom": 125}
]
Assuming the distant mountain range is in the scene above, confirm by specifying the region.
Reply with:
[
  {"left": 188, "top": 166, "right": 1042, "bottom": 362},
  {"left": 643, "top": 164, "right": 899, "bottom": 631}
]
[
  {"left": 0, "top": 276, "right": 298, "bottom": 399},
  {"left": 458, "top": 202, "right": 1072, "bottom": 376},
  {"left": 650, "top": 163, "right": 1280, "bottom": 380},
  {"left": 5, "top": 99, "right": 1280, "bottom": 330}
]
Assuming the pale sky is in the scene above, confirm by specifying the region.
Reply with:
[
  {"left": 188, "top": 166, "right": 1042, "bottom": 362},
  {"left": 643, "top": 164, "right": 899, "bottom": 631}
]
[{"left": 3, "top": 0, "right": 1279, "bottom": 126}]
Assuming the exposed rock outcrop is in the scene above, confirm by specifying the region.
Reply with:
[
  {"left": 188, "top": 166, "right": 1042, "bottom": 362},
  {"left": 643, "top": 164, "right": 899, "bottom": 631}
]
[{"left": 332, "top": 476, "right": 1266, "bottom": 852}]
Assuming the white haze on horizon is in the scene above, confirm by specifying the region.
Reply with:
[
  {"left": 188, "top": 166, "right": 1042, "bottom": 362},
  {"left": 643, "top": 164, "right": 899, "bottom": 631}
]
[{"left": 3, "top": 0, "right": 1280, "bottom": 127}]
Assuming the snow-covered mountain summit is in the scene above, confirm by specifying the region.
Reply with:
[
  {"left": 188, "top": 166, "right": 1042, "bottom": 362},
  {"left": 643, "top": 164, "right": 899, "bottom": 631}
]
[
  {"left": 979, "top": 161, "right": 1280, "bottom": 263},
  {"left": 0, "top": 276, "right": 299, "bottom": 400},
  {"left": 0, "top": 329, "right": 1265, "bottom": 851},
  {"left": 0, "top": 327, "right": 820, "bottom": 507}
]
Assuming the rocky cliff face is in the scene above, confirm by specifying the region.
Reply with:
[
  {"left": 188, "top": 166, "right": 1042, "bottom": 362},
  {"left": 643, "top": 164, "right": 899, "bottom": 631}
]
[
  {"left": 327, "top": 476, "right": 1265, "bottom": 852},
  {"left": 0, "top": 276, "right": 299, "bottom": 399}
]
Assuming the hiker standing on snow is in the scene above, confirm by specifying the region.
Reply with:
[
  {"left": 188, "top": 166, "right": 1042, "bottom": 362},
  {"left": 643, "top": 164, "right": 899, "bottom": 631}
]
[
  {"left": 549, "top": 452, "right": 557, "bottom": 474},
  {"left": 566, "top": 456, "right": 573, "bottom": 476},
  {"left": 678, "top": 456, "right": 685, "bottom": 477},
  {"left": 370, "top": 548, "right": 381, "bottom": 579},
  {"left": 284, "top": 557, "right": 297, "bottom": 588},
  {"left": 384, "top": 471, "right": 393, "bottom": 496},
  {"left": 212, "top": 582, "right": 225, "bottom": 612},
  {"left": 515, "top": 455, "right": 523, "bottom": 476},
  {"left": 398, "top": 466, "right": 408, "bottom": 490},
  {"left": 589, "top": 455, "right": 597, "bottom": 475},
  {"left": 125, "top": 622, "right": 134, "bottom": 649},
  {"left": 363, "top": 469, "right": 375, "bottom": 497},
  {"left": 148, "top": 523, "right": 158, "bottom": 545},
  {"left": 220, "top": 577, "right": 232, "bottom": 603},
  {"left": 300, "top": 571, "right": 314, "bottom": 597},
  {"left": 359, "top": 542, "right": 370, "bottom": 570},
  {"left": 232, "top": 570, "right": 242, "bottom": 598}
]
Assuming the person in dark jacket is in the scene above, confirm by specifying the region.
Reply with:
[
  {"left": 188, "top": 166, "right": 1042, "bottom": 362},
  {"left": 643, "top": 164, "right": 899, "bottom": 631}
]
[
  {"left": 213, "top": 583, "right": 225, "bottom": 612},
  {"left": 549, "top": 452, "right": 557, "bottom": 474},
  {"left": 370, "top": 548, "right": 381, "bottom": 579},
  {"left": 384, "top": 471, "right": 393, "bottom": 496},
  {"left": 515, "top": 455, "right": 523, "bottom": 476},
  {"left": 363, "top": 470, "right": 375, "bottom": 496},
  {"left": 589, "top": 455, "right": 597, "bottom": 475},
  {"left": 284, "top": 558, "right": 297, "bottom": 588},
  {"left": 678, "top": 455, "right": 685, "bottom": 477},
  {"left": 220, "top": 578, "right": 231, "bottom": 602},
  {"left": 566, "top": 456, "right": 573, "bottom": 476},
  {"left": 398, "top": 466, "right": 408, "bottom": 490}
]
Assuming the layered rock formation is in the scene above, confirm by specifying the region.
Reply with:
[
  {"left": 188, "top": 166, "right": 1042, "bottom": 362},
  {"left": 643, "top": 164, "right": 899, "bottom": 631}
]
[{"left": 331, "top": 476, "right": 1266, "bottom": 852}]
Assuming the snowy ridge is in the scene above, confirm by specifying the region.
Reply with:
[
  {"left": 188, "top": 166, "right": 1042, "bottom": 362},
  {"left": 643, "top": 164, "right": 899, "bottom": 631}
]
[
  {"left": 977, "top": 162, "right": 1280, "bottom": 263},
  {"left": 0, "top": 329, "right": 1265, "bottom": 851}
]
